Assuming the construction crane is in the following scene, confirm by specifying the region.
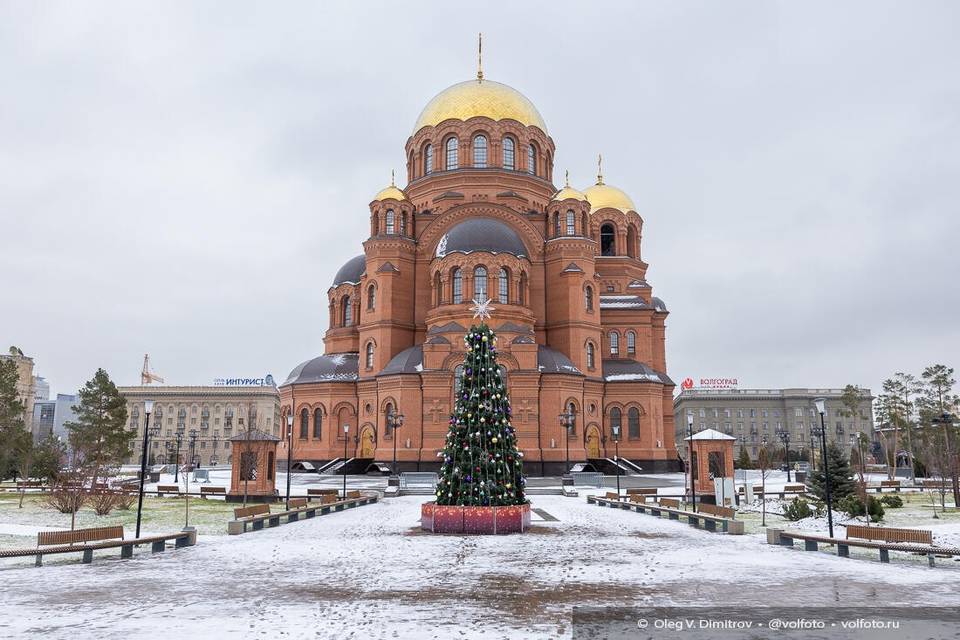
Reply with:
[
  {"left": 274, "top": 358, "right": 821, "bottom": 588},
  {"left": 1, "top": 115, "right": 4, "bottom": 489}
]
[{"left": 141, "top": 354, "right": 165, "bottom": 385}]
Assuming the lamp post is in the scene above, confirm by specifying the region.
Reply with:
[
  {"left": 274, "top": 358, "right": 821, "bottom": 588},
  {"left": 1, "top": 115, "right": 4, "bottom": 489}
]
[
  {"left": 285, "top": 414, "right": 294, "bottom": 510},
  {"left": 686, "top": 414, "right": 697, "bottom": 513},
  {"left": 342, "top": 424, "right": 350, "bottom": 498},
  {"left": 611, "top": 423, "right": 622, "bottom": 497},
  {"left": 185, "top": 429, "right": 198, "bottom": 528},
  {"left": 389, "top": 411, "right": 405, "bottom": 477},
  {"left": 776, "top": 427, "right": 792, "bottom": 483},
  {"left": 558, "top": 410, "right": 574, "bottom": 477},
  {"left": 135, "top": 399, "right": 157, "bottom": 539},
  {"left": 814, "top": 397, "right": 834, "bottom": 538},
  {"left": 173, "top": 428, "right": 183, "bottom": 482}
]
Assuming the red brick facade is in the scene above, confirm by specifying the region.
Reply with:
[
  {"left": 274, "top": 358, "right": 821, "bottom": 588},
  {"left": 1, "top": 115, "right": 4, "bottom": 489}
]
[{"left": 280, "top": 77, "right": 678, "bottom": 474}]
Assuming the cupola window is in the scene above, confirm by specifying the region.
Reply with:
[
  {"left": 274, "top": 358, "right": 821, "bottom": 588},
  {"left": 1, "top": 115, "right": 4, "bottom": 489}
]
[
  {"left": 452, "top": 268, "right": 463, "bottom": 304},
  {"left": 385, "top": 209, "right": 395, "bottom": 235},
  {"left": 553, "top": 213, "right": 560, "bottom": 238},
  {"left": 445, "top": 137, "right": 459, "bottom": 170},
  {"left": 473, "top": 135, "right": 487, "bottom": 168},
  {"left": 313, "top": 408, "right": 322, "bottom": 439},
  {"left": 627, "top": 331, "right": 636, "bottom": 355},
  {"left": 473, "top": 266, "right": 487, "bottom": 299},
  {"left": 342, "top": 296, "right": 352, "bottom": 326},
  {"left": 300, "top": 408, "right": 309, "bottom": 439},
  {"left": 498, "top": 268, "right": 509, "bottom": 304},
  {"left": 502, "top": 137, "right": 515, "bottom": 169},
  {"left": 566, "top": 210, "right": 576, "bottom": 236},
  {"left": 600, "top": 223, "right": 616, "bottom": 256},
  {"left": 527, "top": 143, "right": 537, "bottom": 175},
  {"left": 585, "top": 286, "right": 594, "bottom": 312},
  {"left": 610, "top": 331, "right": 619, "bottom": 356},
  {"left": 424, "top": 144, "right": 433, "bottom": 175}
]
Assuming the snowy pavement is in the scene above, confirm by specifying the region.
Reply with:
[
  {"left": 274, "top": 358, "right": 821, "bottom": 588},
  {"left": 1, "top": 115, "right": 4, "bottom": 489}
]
[{"left": 1, "top": 494, "right": 959, "bottom": 639}]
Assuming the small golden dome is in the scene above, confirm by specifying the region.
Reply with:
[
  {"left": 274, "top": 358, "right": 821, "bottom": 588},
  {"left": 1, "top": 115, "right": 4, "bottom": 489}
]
[
  {"left": 583, "top": 183, "right": 636, "bottom": 214},
  {"left": 413, "top": 79, "right": 547, "bottom": 135},
  {"left": 551, "top": 170, "right": 586, "bottom": 202},
  {"left": 373, "top": 171, "right": 407, "bottom": 202}
]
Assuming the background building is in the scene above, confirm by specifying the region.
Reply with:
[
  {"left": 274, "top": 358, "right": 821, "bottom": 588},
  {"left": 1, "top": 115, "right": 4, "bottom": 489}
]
[
  {"left": 280, "top": 68, "right": 678, "bottom": 474},
  {"left": 673, "top": 388, "right": 874, "bottom": 461},
  {"left": 1, "top": 346, "right": 36, "bottom": 435},
  {"left": 119, "top": 385, "right": 280, "bottom": 468}
]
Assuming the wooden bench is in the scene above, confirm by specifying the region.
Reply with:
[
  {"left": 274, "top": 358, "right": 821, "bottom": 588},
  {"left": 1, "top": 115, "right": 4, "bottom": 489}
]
[
  {"left": 16, "top": 480, "right": 44, "bottom": 490},
  {"left": 605, "top": 491, "right": 622, "bottom": 501},
  {"left": 156, "top": 484, "right": 181, "bottom": 496},
  {"left": 586, "top": 494, "right": 742, "bottom": 534},
  {"left": 307, "top": 488, "right": 339, "bottom": 501},
  {"left": 345, "top": 490, "right": 362, "bottom": 499},
  {"left": 783, "top": 484, "right": 807, "bottom": 493},
  {"left": 626, "top": 487, "right": 657, "bottom": 496},
  {"left": 847, "top": 524, "right": 933, "bottom": 545},
  {"left": 200, "top": 486, "right": 226, "bottom": 498},
  {"left": 878, "top": 480, "right": 901, "bottom": 493},
  {"left": 0, "top": 525, "right": 196, "bottom": 566},
  {"left": 774, "top": 528, "right": 960, "bottom": 566},
  {"left": 629, "top": 493, "right": 652, "bottom": 504},
  {"left": 228, "top": 493, "right": 379, "bottom": 534},
  {"left": 658, "top": 497, "right": 680, "bottom": 509},
  {"left": 697, "top": 503, "right": 736, "bottom": 519}
]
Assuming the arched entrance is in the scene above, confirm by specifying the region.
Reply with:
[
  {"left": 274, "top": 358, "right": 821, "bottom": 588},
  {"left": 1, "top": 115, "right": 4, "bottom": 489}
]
[
  {"left": 586, "top": 426, "right": 601, "bottom": 459},
  {"left": 359, "top": 426, "right": 376, "bottom": 458}
]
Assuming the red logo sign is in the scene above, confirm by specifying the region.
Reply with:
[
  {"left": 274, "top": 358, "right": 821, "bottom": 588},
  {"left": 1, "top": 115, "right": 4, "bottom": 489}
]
[{"left": 681, "top": 377, "right": 694, "bottom": 390}]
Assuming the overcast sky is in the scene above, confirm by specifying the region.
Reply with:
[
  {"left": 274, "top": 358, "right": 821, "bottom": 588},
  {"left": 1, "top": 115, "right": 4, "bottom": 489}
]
[{"left": 2, "top": 1, "right": 958, "bottom": 399}]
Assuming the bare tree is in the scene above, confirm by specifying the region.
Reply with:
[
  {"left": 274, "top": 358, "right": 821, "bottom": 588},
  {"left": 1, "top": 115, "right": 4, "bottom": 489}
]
[{"left": 756, "top": 437, "right": 780, "bottom": 527}]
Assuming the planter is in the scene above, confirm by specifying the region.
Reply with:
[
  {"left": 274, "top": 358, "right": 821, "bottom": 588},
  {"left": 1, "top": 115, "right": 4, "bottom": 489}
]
[{"left": 421, "top": 501, "right": 531, "bottom": 534}]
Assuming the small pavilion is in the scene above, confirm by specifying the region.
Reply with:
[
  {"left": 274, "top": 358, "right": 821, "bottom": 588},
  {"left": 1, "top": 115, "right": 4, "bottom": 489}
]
[
  {"left": 228, "top": 428, "right": 280, "bottom": 503},
  {"left": 684, "top": 429, "right": 736, "bottom": 500}
]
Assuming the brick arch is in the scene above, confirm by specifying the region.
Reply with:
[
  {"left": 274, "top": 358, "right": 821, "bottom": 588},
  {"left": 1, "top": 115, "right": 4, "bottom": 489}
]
[
  {"left": 379, "top": 396, "right": 399, "bottom": 414},
  {"left": 331, "top": 401, "right": 356, "bottom": 417},
  {"left": 417, "top": 204, "right": 545, "bottom": 261}
]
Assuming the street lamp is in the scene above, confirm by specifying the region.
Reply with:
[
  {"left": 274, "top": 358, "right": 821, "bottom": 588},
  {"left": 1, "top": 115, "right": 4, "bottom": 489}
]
[
  {"left": 173, "top": 428, "right": 183, "bottom": 482},
  {"left": 185, "top": 429, "right": 198, "bottom": 528},
  {"left": 342, "top": 424, "right": 350, "bottom": 498},
  {"left": 135, "top": 399, "right": 158, "bottom": 539},
  {"left": 685, "top": 413, "right": 697, "bottom": 513},
  {"left": 813, "top": 397, "right": 834, "bottom": 538},
  {"left": 388, "top": 410, "right": 405, "bottom": 477},
  {"left": 285, "top": 413, "right": 294, "bottom": 510},
  {"left": 558, "top": 410, "right": 575, "bottom": 477},
  {"left": 776, "top": 427, "right": 792, "bottom": 483},
  {"left": 611, "top": 422, "right": 622, "bottom": 497}
]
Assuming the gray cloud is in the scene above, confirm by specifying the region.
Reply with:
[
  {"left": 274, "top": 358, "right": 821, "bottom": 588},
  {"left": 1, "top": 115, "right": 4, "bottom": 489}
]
[{"left": 2, "top": 1, "right": 957, "bottom": 399}]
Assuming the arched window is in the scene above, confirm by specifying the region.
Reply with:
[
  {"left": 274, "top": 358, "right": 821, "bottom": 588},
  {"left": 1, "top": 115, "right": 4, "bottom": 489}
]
[
  {"left": 342, "top": 296, "right": 352, "bottom": 326},
  {"left": 565, "top": 210, "right": 576, "bottom": 236},
  {"left": 502, "top": 137, "right": 515, "bottom": 169},
  {"left": 452, "top": 268, "right": 463, "bottom": 304},
  {"left": 367, "top": 284, "right": 376, "bottom": 310},
  {"left": 610, "top": 331, "right": 619, "bottom": 356},
  {"left": 365, "top": 342, "right": 375, "bottom": 369},
  {"left": 585, "top": 286, "right": 594, "bottom": 312},
  {"left": 473, "top": 135, "right": 487, "bottom": 167},
  {"left": 385, "top": 209, "right": 395, "bottom": 235},
  {"left": 627, "top": 224, "right": 638, "bottom": 258},
  {"left": 424, "top": 144, "right": 433, "bottom": 175},
  {"left": 586, "top": 342, "right": 595, "bottom": 369},
  {"left": 519, "top": 272, "right": 527, "bottom": 306},
  {"left": 628, "top": 407, "right": 640, "bottom": 439},
  {"left": 567, "top": 401, "right": 577, "bottom": 435},
  {"left": 400, "top": 212, "right": 407, "bottom": 236},
  {"left": 627, "top": 331, "right": 636, "bottom": 355},
  {"left": 300, "top": 408, "right": 309, "bottom": 439},
  {"left": 498, "top": 268, "right": 509, "bottom": 304},
  {"left": 434, "top": 271, "right": 442, "bottom": 306},
  {"left": 600, "top": 223, "right": 616, "bottom": 256},
  {"left": 445, "top": 137, "right": 459, "bottom": 170},
  {"left": 610, "top": 407, "right": 622, "bottom": 436},
  {"left": 498, "top": 365, "right": 508, "bottom": 388},
  {"left": 313, "top": 408, "right": 322, "bottom": 439},
  {"left": 553, "top": 212, "right": 560, "bottom": 238},
  {"left": 384, "top": 402, "right": 394, "bottom": 436},
  {"left": 527, "top": 143, "right": 537, "bottom": 175},
  {"left": 473, "top": 265, "right": 487, "bottom": 299}
]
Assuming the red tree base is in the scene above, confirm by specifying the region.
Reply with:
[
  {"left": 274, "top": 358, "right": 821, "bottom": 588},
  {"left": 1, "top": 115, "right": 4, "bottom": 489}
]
[{"left": 421, "top": 502, "right": 531, "bottom": 534}]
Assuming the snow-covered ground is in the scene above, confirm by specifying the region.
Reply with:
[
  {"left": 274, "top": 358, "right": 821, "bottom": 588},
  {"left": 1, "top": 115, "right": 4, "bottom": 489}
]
[{"left": 1, "top": 493, "right": 959, "bottom": 639}]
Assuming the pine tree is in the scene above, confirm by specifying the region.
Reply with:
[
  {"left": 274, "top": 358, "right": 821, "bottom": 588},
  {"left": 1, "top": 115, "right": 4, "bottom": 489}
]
[
  {"left": 436, "top": 323, "right": 525, "bottom": 506},
  {"left": 810, "top": 441, "right": 856, "bottom": 501},
  {"left": 0, "top": 358, "right": 29, "bottom": 481},
  {"left": 65, "top": 368, "right": 130, "bottom": 488},
  {"left": 735, "top": 446, "right": 753, "bottom": 470}
]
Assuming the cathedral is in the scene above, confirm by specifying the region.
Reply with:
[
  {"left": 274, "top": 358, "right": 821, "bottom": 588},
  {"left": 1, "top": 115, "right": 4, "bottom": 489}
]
[{"left": 279, "top": 63, "right": 678, "bottom": 474}]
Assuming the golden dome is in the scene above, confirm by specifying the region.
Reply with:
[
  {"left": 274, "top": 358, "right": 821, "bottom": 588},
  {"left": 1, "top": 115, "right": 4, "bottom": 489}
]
[
  {"left": 413, "top": 79, "right": 547, "bottom": 135},
  {"left": 373, "top": 170, "right": 407, "bottom": 202},
  {"left": 583, "top": 183, "right": 636, "bottom": 214},
  {"left": 551, "top": 170, "right": 586, "bottom": 202}
]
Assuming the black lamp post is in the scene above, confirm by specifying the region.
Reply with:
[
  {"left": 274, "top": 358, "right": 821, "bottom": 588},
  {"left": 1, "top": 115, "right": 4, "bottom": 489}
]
[
  {"left": 776, "top": 427, "right": 792, "bottom": 483},
  {"left": 558, "top": 410, "right": 574, "bottom": 477},
  {"left": 611, "top": 423, "right": 622, "bottom": 497},
  {"left": 285, "top": 414, "right": 294, "bottom": 510},
  {"left": 173, "top": 428, "right": 183, "bottom": 482},
  {"left": 135, "top": 399, "right": 157, "bottom": 539},
  {"left": 389, "top": 411, "right": 405, "bottom": 477},
  {"left": 184, "top": 429, "right": 197, "bottom": 527},
  {"left": 814, "top": 397, "right": 834, "bottom": 538},
  {"left": 685, "top": 414, "right": 697, "bottom": 513},
  {"left": 342, "top": 423, "right": 350, "bottom": 498}
]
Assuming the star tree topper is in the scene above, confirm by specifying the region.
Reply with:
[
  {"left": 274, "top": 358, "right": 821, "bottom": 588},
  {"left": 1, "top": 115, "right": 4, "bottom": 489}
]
[{"left": 470, "top": 297, "right": 495, "bottom": 321}]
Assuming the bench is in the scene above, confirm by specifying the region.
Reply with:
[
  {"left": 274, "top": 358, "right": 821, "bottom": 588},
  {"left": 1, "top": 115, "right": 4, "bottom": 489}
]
[
  {"left": 784, "top": 484, "right": 807, "bottom": 493},
  {"left": 0, "top": 525, "right": 196, "bottom": 566},
  {"left": 629, "top": 493, "right": 652, "bottom": 504},
  {"left": 847, "top": 524, "right": 933, "bottom": 545},
  {"left": 586, "top": 494, "right": 742, "bottom": 534},
  {"left": 773, "top": 528, "right": 960, "bottom": 566},
  {"left": 156, "top": 484, "right": 181, "bottom": 496},
  {"left": 16, "top": 480, "right": 44, "bottom": 489},
  {"left": 307, "top": 488, "right": 339, "bottom": 500},
  {"left": 200, "top": 486, "right": 226, "bottom": 499},
  {"left": 605, "top": 491, "right": 622, "bottom": 501},
  {"left": 626, "top": 488, "right": 657, "bottom": 496},
  {"left": 228, "top": 493, "right": 379, "bottom": 535},
  {"left": 878, "top": 480, "right": 901, "bottom": 493},
  {"left": 697, "top": 503, "right": 736, "bottom": 519}
]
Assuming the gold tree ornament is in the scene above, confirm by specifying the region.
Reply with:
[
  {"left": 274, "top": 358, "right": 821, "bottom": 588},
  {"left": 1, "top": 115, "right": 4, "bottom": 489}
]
[{"left": 470, "top": 297, "right": 495, "bottom": 321}]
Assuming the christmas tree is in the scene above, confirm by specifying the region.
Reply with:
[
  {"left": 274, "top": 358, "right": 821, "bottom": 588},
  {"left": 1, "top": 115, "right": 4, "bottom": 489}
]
[
  {"left": 436, "top": 299, "right": 526, "bottom": 506},
  {"left": 809, "top": 441, "right": 856, "bottom": 502}
]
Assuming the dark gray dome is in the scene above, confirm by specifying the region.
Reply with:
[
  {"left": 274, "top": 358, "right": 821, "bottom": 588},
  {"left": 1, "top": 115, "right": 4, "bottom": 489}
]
[
  {"left": 537, "top": 345, "right": 582, "bottom": 375},
  {"left": 281, "top": 353, "right": 359, "bottom": 386},
  {"left": 652, "top": 297, "right": 668, "bottom": 312},
  {"left": 602, "top": 359, "right": 673, "bottom": 385},
  {"left": 332, "top": 255, "right": 366, "bottom": 286},
  {"left": 435, "top": 218, "right": 527, "bottom": 258},
  {"left": 380, "top": 345, "right": 423, "bottom": 376}
]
